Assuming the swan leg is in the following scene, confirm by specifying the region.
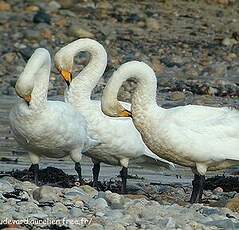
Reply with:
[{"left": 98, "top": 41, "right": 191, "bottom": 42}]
[
  {"left": 190, "top": 174, "right": 205, "bottom": 203},
  {"left": 92, "top": 163, "right": 101, "bottom": 189},
  {"left": 70, "top": 149, "right": 84, "bottom": 183},
  {"left": 75, "top": 162, "right": 83, "bottom": 182},
  {"left": 120, "top": 167, "right": 128, "bottom": 194},
  {"left": 29, "top": 164, "right": 39, "bottom": 185},
  {"left": 28, "top": 152, "right": 40, "bottom": 185}
]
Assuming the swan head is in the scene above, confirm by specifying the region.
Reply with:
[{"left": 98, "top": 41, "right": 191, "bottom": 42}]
[
  {"left": 15, "top": 48, "right": 51, "bottom": 105},
  {"left": 55, "top": 52, "right": 73, "bottom": 86},
  {"left": 15, "top": 82, "right": 32, "bottom": 105},
  {"left": 102, "top": 100, "right": 132, "bottom": 118},
  {"left": 15, "top": 62, "right": 36, "bottom": 105}
]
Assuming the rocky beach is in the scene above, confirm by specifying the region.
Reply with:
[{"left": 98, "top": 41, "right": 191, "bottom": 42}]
[{"left": 0, "top": 0, "right": 239, "bottom": 229}]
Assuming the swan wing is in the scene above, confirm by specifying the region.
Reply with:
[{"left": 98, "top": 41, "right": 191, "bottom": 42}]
[{"left": 162, "top": 105, "right": 239, "bottom": 162}]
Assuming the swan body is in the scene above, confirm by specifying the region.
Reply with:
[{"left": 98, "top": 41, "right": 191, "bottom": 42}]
[
  {"left": 9, "top": 48, "right": 96, "bottom": 182},
  {"left": 101, "top": 61, "right": 239, "bottom": 201},
  {"left": 55, "top": 39, "right": 174, "bottom": 191}
]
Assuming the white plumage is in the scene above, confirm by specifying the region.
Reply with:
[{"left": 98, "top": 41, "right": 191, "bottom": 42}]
[
  {"left": 101, "top": 60, "right": 239, "bottom": 201},
  {"left": 55, "top": 39, "right": 174, "bottom": 192},
  {"left": 9, "top": 48, "right": 96, "bottom": 183}
]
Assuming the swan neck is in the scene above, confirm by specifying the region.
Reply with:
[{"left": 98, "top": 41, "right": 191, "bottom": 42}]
[
  {"left": 67, "top": 40, "right": 107, "bottom": 104},
  {"left": 16, "top": 49, "right": 50, "bottom": 110},
  {"left": 103, "top": 62, "right": 157, "bottom": 113}
]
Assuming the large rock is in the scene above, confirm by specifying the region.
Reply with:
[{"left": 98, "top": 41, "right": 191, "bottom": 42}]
[
  {"left": 105, "top": 191, "right": 124, "bottom": 209},
  {"left": 88, "top": 198, "right": 108, "bottom": 210},
  {"left": 33, "top": 186, "right": 60, "bottom": 203}
]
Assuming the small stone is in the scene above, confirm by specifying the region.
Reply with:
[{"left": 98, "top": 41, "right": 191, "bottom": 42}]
[
  {"left": 125, "top": 194, "right": 148, "bottom": 200},
  {"left": 64, "top": 187, "right": 90, "bottom": 203},
  {"left": 225, "top": 196, "right": 239, "bottom": 212},
  {"left": 69, "top": 24, "right": 94, "bottom": 38},
  {"left": 47, "top": 1, "right": 61, "bottom": 12},
  {"left": 84, "top": 223, "right": 104, "bottom": 230},
  {"left": 226, "top": 53, "right": 237, "bottom": 61},
  {"left": 205, "top": 219, "right": 239, "bottom": 229},
  {"left": 146, "top": 18, "right": 160, "bottom": 31},
  {"left": 70, "top": 207, "right": 83, "bottom": 217},
  {"left": 0, "top": 1, "right": 11, "bottom": 11},
  {"left": 222, "top": 37, "right": 237, "bottom": 47},
  {"left": 88, "top": 198, "right": 108, "bottom": 210},
  {"left": 19, "top": 46, "right": 34, "bottom": 61},
  {"left": 24, "top": 29, "right": 41, "bottom": 40},
  {"left": 105, "top": 223, "right": 125, "bottom": 230},
  {"left": 151, "top": 57, "right": 163, "bottom": 75},
  {"left": 211, "top": 0, "right": 235, "bottom": 5},
  {"left": 58, "top": 0, "right": 74, "bottom": 8},
  {"left": 0, "top": 179, "right": 14, "bottom": 193},
  {"left": 33, "top": 11, "right": 51, "bottom": 24},
  {"left": 79, "top": 185, "right": 98, "bottom": 198},
  {"left": 25, "top": 5, "right": 39, "bottom": 12},
  {"left": 165, "top": 217, "right": 176, "bottom": 229},
  {"left": 29, "top": 212, "right": 49, "bottom": 219},
  {"left": 33, "top": 186, "right": 60, "bottom": 203},
  {"left": 213, "top": 187, "right": 224, "bottom": 193},
  {"left": 125, "top": 203, "right": 144, "bottom": 217},
  {"left": 52, "top": 202, "right": 68, "bottom": 214},
  {"left": 95, "top": 211, "right": 105, "bottom": 217},
  {"left": 105, "top": 191, "right": 124, "bottom": 209},
  {"left": 2, "top": 52, "right": 16, "bottom": 63},
  {"left": 41, "top": 28, "right": 52, "bottom": 39},
  {"left": 170, "top": 91, "right": 186, "bottom": 101}
]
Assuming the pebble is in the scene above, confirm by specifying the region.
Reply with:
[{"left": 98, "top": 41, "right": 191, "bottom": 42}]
[
  {"left": 225, "top": 196, "right": 239, "bottom": 212},
  {"left": 0, "top": 179, "right": 14, "bottom": 193},
  {"left": 84, "top": 223, "right": 104, "bottom": 230},
  {"left": 58, "top": 0, "right": 74, "bottom": 9},
  {"left": 146, "top": 18, "right": 160, "bottom": 31},
  {"left": 170, "top": 91, "right": 186, "bottom": 101},
  {"left": 33, "top": 11, "right": 51, "bottom": 24},
  {"left": 70, "top": 207, "right": 83, "bottom": 217},
  {"left": 24, "top": 29, "right": 41, "bottom": 40},
  {"left": 88, "top": 198, "right": 108, "bottom": 210},
  {"left": 105, "top": 191, "right": 124, "bottom": 209},
  {"left": 0, "top": 1, "right": 10, "bottom": 11},
  {"left": 69, "top": 24, "right": 94, "bottom": 38},
  {"left": 47, "top": 1, "right": 61, "bottom": 12},
  {"left": 213, "top": 187, "right": 224, "bottom": 193}
]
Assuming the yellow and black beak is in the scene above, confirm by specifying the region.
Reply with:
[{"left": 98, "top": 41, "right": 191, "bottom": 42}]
[
  {"left": 118, "top": 109, "right": 132, "bottom": 117},
  {"left": 23, "top": 95, "right": 31, "bottom": 105},
  {"left": 59, "top": 69, "right": 72, "bottom": 87}
]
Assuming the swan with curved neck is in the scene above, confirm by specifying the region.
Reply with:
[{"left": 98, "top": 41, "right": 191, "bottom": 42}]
[
  {"left": 9, "top": 48, "right": 96, "bottom": 184},
  {"left": 101, "top": 60, "right": 239, "bottom": 202},
  {"left": 55, "top": 39, "right": 174, "bottom": 193}
]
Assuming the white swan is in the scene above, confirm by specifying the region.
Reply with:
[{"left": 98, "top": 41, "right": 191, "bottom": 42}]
[
  {"left": 9, "top": 48, "right": 96, "bottom": 184},
  {"left": 54, "top": 38, "right": 174, "bottom": 193},
  {"left": 101, "top": 61, "right": 239, "bottom": 202}
]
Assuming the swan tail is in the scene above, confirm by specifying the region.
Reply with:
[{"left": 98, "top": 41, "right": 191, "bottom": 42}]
[
  {"left": 133, "top": 149, "right": 175, "bottom": 170},
  {"left": 82, "top": 137, "right": 101, "bottom": 153}
]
